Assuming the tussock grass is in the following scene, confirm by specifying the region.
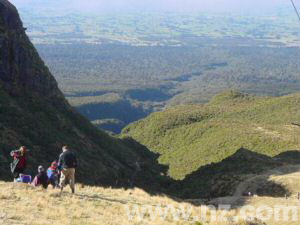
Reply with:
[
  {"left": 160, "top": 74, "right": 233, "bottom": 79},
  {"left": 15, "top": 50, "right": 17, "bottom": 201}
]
[{"left": 0, "top": 181, "right": 299, "bottom": 225}]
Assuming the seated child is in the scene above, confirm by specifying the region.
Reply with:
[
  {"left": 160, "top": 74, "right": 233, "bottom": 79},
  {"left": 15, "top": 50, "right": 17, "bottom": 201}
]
[{"left": 47, "top": 161, "right": 60, "bottom": 188}]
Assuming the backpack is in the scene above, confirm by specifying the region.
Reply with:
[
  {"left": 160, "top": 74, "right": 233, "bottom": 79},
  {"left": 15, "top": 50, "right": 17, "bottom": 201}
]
[
  {"left": 62, "top": 151, "right": 77, "bottom": 168},
  {"left": 10, "top": 158, "right": 19, "bottom": 174},
  {"left": 21, "top": 175, "right": 32, "bottom": 183}
]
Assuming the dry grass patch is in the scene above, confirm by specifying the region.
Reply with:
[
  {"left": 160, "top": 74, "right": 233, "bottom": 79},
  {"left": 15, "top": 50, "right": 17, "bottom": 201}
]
[{"left": 0, "top": 181, "right": 299, "bottom": 225}]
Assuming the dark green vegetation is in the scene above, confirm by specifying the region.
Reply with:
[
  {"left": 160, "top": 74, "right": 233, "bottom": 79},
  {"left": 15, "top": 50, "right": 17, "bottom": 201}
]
[
  {"left": 0, "top": 0, "right": 166, "bottom": 190},
  {"left": 122, "top": 91, "right": 300, "bottom": 198},
  {"left": 38, "top": 44, "right": 300, "bottom": 97},
  {"left": 122, "top": 91, "right": 300, "bottom": 180},
  {"left": 0, "top": 88, "right": 164, "bottom": 187},
  {"left": 11, "top": 4, "right": 300, "bottom": 133},
  {"left": 36, "top": 44, "right": 300, "bottom": 133}
]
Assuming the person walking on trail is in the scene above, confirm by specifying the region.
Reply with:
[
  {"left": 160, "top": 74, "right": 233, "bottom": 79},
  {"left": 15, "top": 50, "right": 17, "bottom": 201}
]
[
  {"left": 32, "top": 165, "right": 49, "bottom": 189},
  {"left": 58, "top": 146, "right": 77, "bottom": 194},
  {"left": 10, "top": 146, "right": 27, "bottom": 182}
]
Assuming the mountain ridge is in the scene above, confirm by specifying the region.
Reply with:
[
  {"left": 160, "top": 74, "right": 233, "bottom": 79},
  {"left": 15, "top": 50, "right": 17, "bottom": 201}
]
[
  {"left": 0, "top": 0, "right": 166, "bottom": 190},
  {"left": 0, "top": 0, "right": 60, "bottom": 97}
]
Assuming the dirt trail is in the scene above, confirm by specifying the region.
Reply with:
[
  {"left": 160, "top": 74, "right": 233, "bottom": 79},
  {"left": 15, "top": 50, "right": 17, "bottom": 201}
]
[{"left": 233, "top": 165, "right": 300, "bottom": 197}]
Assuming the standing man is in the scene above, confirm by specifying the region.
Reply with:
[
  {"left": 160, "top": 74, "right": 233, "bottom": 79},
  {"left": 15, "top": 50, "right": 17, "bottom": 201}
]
[
  {"left": 58, "top": 145, "right": 77, "bottom": 194},
  {"left": 10, "top": 146, "right": 27, "bottom": 181}
]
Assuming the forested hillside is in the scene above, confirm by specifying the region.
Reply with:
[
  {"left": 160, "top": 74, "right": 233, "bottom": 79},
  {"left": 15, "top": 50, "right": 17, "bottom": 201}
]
[
  {"left": 122, "top": 91, "right": 300, "bottom": 180},
  {"left": 36, "top": 44, "right": 300, "bottom": 133}
]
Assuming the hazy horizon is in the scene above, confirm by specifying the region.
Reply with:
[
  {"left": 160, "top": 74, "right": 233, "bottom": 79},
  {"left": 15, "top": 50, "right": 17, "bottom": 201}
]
[{"left": 10, "top": 0, "right": 294, "bottom": 14}]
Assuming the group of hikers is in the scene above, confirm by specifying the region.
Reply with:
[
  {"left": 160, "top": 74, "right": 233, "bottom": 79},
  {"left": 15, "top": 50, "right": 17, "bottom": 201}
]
[{"left": 10, "top": 145, "right": 78, "bottom": 194}]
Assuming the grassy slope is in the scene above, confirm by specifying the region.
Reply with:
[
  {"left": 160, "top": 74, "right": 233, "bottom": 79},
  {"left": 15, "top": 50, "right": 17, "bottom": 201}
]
[
  {"left": 122, "top": 91, "right": 300, "bottom": 180},
  {"left": 0, "top": 182, "right": 273, "bottom": 225}
]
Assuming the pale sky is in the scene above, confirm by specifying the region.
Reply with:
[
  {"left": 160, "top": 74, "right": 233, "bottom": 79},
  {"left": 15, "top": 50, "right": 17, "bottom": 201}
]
[{"left": 9, "top": 0, "right": 294, "bottom": 13}]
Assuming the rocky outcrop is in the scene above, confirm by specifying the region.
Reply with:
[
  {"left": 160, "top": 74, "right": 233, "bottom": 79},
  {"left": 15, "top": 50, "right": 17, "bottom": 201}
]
[
  {"left": 0, "top": 0, "right": 61, "bottom": 96},
  {"left": 0, "top": 0, "right": 166, "bottom": 191}
]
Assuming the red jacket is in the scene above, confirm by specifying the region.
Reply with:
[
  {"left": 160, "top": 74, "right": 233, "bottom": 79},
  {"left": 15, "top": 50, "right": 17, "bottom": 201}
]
[{"left": 13, "top": 152, "right": 27, "bottom": 169}]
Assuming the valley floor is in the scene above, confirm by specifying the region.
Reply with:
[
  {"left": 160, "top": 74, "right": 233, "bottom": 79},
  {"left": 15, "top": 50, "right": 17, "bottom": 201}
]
[{"left": 2, "top": 165, "right": 300, "bottom": 225}]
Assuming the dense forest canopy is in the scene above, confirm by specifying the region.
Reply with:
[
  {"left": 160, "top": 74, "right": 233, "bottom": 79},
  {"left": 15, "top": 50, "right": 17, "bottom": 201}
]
[{"left": 11, "top": 4, "right": 300, "bottom": 133}]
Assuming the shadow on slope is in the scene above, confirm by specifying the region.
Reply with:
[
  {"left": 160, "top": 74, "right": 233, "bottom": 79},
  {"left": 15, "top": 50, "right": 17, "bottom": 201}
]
[
  {"left": 1, "top": 131, "right": 300, "bottom": 208},
  {"left": 84, "top": 147, "right": 300, "bottom": 207},
  {"left": 0, "top": 89, "right": 170, "bottom": 195},
  {"left": 75, "top": 99, "right": 150, "bottom": 134},
  {"left": 168, "top": 148, "right": 300, "bottom": 201}
]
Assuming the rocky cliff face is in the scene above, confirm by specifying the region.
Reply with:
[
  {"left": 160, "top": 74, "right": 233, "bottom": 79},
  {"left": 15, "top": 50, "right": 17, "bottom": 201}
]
[
  {"left": 0, "top": 0, "right": 166, "bottom": 190},
  {"left": 0, "top": 0, "right": 60, "bottom": 96}
]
